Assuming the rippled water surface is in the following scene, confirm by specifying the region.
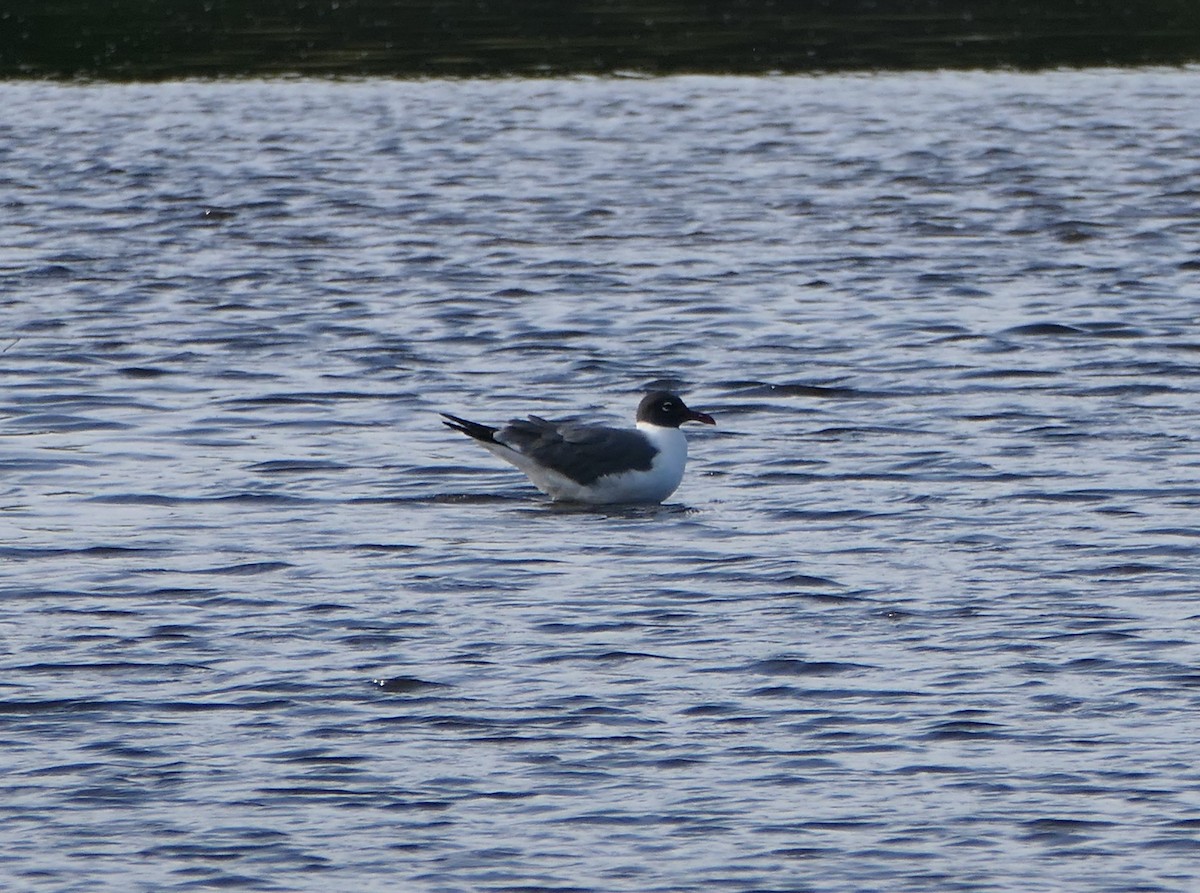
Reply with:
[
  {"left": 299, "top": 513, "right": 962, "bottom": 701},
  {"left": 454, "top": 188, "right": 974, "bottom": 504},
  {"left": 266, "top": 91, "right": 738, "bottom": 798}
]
[{"left": 3, "top": 70, "right": 1200, "bottom": 891}]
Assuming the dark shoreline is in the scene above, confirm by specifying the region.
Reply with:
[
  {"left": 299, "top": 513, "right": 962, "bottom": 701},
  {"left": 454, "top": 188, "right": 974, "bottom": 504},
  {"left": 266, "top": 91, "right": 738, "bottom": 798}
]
[{"left": 4, "top": 0, "right": 1200, "bottom": 81}]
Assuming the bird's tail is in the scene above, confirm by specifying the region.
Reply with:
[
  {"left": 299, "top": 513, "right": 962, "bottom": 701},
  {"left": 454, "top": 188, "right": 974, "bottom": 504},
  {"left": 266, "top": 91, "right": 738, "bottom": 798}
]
[{"left": 441, "top": 412, "right": 499, "bottom": 443}]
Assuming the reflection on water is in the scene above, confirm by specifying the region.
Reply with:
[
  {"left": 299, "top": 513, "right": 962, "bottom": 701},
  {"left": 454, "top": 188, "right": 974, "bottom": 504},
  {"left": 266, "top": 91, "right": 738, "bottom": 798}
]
[
  {"left": 2, "top": 57, "right": 1200, "bottom": 893},
  {"left": 2, "top": 69, "right": 1199, "bottom": 891},
  {"left": 3, "top": 0, "right": 1200, "bottom": 79}
]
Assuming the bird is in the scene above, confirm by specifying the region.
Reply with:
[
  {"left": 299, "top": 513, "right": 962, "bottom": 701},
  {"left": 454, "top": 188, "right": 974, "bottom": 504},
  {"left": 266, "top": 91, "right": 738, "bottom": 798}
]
[{"left": 441, "top": 391, "right": 715, "bottom": 504}]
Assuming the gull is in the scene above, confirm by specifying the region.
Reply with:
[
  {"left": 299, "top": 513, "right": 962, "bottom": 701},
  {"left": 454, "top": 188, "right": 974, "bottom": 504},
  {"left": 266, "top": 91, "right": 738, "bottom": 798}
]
[{"left": 441, "top": 391, "right": 715, "bottom": 504}]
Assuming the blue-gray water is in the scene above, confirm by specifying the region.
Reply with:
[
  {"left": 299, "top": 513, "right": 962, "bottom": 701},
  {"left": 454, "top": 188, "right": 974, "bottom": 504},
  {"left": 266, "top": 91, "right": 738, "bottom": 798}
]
[{"left": 2, "top": 70, "right": 1200, "bottom": 892}]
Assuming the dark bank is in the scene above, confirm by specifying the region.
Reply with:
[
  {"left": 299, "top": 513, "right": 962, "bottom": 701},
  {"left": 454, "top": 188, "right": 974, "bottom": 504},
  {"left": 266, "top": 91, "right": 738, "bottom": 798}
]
[{"left": 4, "top": 0, "right": 1200, "bottom": 80}]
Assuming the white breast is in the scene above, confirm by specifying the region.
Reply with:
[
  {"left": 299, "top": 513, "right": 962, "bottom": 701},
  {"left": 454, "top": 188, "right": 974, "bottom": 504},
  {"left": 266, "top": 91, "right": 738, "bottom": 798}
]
[{"left": 580, "top": 422, "right": 688, "bottom": 504}]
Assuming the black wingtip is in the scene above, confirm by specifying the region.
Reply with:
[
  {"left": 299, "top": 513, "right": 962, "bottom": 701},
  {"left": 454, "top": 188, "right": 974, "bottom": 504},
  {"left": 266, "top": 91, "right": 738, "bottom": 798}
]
[{"left": 441, "top": 412, "right": 499, "bottom": 443}]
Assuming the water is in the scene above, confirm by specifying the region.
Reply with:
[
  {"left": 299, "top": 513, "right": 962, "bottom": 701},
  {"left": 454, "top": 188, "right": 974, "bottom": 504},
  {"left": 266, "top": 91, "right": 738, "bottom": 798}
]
[{"left": 2, "top": 69, "right": 1199, "bottom": 891}]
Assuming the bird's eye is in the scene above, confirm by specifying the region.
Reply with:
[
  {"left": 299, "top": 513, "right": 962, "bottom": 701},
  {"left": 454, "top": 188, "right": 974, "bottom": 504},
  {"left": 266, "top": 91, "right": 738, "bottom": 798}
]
[{"left": 662, "top": 402, "right": 674, "bottom": 410}]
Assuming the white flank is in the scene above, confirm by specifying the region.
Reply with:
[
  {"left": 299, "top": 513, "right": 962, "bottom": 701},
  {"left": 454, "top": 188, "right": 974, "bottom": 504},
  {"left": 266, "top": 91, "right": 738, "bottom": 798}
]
[{"left": 484, "top": 422, "right": 689, "bottom": 504}]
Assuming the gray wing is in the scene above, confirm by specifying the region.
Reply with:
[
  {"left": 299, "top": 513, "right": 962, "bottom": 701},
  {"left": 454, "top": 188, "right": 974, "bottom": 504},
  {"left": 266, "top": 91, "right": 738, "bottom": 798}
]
[{"left": 496, "top": 416, "right": 658, "bottom": 485}]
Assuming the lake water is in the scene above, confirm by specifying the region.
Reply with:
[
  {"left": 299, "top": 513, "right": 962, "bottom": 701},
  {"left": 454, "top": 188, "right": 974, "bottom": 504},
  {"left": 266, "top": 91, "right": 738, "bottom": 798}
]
[{"left": 2, "top": 69, "right": 1200, "bottom": 891}]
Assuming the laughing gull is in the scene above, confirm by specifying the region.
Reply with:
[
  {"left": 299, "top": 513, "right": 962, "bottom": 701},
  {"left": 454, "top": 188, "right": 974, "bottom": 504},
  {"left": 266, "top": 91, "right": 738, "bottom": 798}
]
[{"left": 441, "top": 391, "right": 715, "bottom": 504}]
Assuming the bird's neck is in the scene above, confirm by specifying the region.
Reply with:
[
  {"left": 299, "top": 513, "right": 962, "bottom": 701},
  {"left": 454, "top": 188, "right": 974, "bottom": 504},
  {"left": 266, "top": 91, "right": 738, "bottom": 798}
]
[{"left": 636, "top": 421, "right": 688, "bottom": 458}]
